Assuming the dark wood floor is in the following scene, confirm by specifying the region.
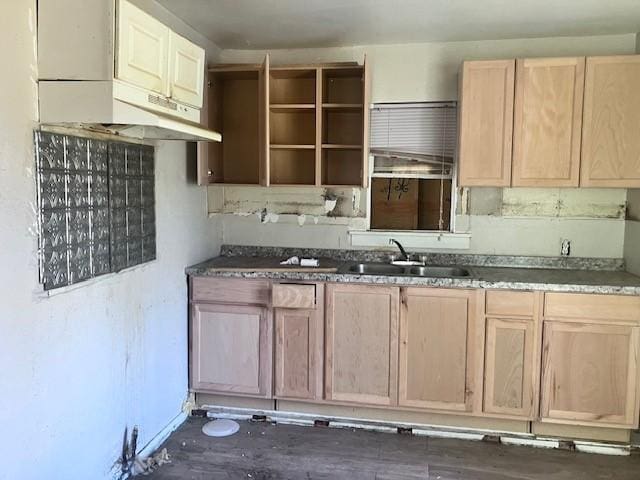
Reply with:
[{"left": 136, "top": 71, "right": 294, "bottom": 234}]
[{"left": 146, "top": 417, "right": 640, "bottom": 479}]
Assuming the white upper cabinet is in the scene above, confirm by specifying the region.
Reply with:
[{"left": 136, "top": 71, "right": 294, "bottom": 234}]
[
  {"left": 169, "top": 32, "right": 205, "bottom": 108},
  {"left": 116, "top": 0, "right": 170, "bottom": 96}
]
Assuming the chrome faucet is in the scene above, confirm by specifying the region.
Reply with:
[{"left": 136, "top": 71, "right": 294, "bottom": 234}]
[{"left": 389, "top": 238, "right": 409, "bottom": 261}]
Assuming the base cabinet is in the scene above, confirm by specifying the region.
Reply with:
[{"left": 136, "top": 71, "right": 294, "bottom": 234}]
[
  {"left": 189, "top": 277, "right": 640, "bottom": 439},
  {"left": 399, "top": 288, "right": 479, "bottom": 412},
  {"left": 325, "top": 284, "right": 399, "bottom": 406},
  {"left": 274, "top": 284, "right": 324, "bottom": 400},
  {"left": 483, "top": 317, "right": 536, "bottom": 417},
  {"left": 190, "top": 302, "right": 272, "bottom": 397},
  {"left": 540, "top": 321, "right": 640, "bottom": 428}
]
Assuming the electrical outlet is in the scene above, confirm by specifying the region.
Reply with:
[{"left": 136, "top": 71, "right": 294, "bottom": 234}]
[{"left": 561, "top": 239, "right": 571, "bottom": 257}]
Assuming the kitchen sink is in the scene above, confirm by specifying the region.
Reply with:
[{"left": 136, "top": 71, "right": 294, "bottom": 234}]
[
  {"left": 347, "top": 263, "right": 406, "bottom": 275},
  {"left": 407, "top": 266, "right": 470, "bottom": 277},
  {"left": 343, "top": 263, "right": 470, "bottom": 278}
]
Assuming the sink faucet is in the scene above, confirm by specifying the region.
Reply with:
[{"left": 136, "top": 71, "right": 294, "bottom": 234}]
[{"left": 389, "top": 238, "right": 409, "bottom": 261}]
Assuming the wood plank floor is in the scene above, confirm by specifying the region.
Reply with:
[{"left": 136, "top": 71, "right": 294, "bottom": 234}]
[{"left": 146, "top": 417, "right": 640, "bottom": 479}]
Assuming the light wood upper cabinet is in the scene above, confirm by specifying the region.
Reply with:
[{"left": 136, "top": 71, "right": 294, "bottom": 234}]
[
  {"left": 399, "top": 288, "right": 480, "bottom": 412},
  {"left": 190, "top": 302, "right": 272, "bottom": 397},
  {"left": 198, "top": 59, "right": 268, "bottom": 185},
  {"left": 274, "top": 284, "right": 324, "bottom": 400},
  {"left": 168, "top": 31, "right": 205, "bottom": 108},
  {"left": 325, "top": 284, "right": 399, "bottom": 406},
  {"left": 458, "top": 60, "right": 515, "bottom": 187},
  {"left": 512, "top": 57, "right": 585, "bottom": 187},
  {"left": 581, "top": 55, "right": 640, "bottom": 187},
  {"left": 116, "top": 0, "right": 170, "bottom": 95}
]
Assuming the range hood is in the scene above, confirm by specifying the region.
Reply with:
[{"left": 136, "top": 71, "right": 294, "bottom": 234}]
[{"left": 38, "top": 79, "right": 222, "bottom": 142}]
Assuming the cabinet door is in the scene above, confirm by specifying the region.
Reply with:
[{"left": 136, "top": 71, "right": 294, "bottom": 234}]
[
  {"left": 274, "top": 306, "right": 323, "bottom": 400},
  {"left": 190, "top": 303, "right": 272, "bottom": 397},
  {"left": 483, "top": 318, "right": 536, "bottom": 417},
  {"left": 399, "top": 288, "right": 478, "bottom": 412},
  {"left": 540, "top": 321, "right": 640, "bottom": 428},
  {"left": 581, "top": 55, "right": 640, "bottom": 187},
  {"left": 512, "top": 57, "right": 584, "bottom": 187},
  {"left": 168, "top": 31, "right": 205, "bottom": 108},
  {"left": 458, "top": 60, "right": 515, "bottom": 187},
  {"left": 325, "top": 284, "right": 399, "bottom": 406},
  {"left": 116, "top": 0, "right": 169, "bottom": 95}
]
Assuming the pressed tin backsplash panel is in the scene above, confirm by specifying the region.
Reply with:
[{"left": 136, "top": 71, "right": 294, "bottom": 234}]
[{"left": 35, "top": 131, "right": 156, "bottom": 290}]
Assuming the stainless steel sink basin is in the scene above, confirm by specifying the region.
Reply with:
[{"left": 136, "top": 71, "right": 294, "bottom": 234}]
[
  {"left": 407, "top": 266, "right": 470, "bottom": 277},
  {"left": 344, "top": 263, "right": 470, "bottom": 278},
  {"left": 347, "top": 263, "right": 406, "bottom": 275}
]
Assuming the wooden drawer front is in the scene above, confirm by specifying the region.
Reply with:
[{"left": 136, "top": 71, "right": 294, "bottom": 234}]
[
  {"left": 544, "top": 293, "right": 640, "bottom": 322},
  {"left": 272, "top": 283, "right": 316, "bottom": 309},
  {"left": 191, "top": 277, "right": 270, "bottom": 305},
  {"left": 486, "top": 291, "right": 535, "bottom": 317}
]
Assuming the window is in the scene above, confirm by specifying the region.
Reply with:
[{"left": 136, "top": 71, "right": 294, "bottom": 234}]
[
  {"left": 369, "top": 102, "right": 457, "bottom": 232},
  {"left": 35, "top": 131, "right": 156, "bottom": 290}
]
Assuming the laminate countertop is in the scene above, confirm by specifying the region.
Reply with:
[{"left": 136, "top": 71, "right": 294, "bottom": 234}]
[{"left": 186, "top": 255, "right": 640, "bottom": 296}]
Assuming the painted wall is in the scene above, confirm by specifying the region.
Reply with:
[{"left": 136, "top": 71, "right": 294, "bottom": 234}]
[
  {"left": 212, "top": 34, "right": 636, "bottom": 257},
  {"left": 0, "top": 2, "right": 221, "bottom": 479}
]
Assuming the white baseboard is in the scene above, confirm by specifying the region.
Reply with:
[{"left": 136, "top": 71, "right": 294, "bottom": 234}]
[
  {"left": 137, "top": 411, "right": 188, "bottom": 459},
  {"left": 201, "top": 404, "right": 632, "bottom": 457}
]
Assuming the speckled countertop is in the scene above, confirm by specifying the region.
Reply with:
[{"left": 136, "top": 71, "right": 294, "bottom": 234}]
[{"left": 186, "top": 246, "right": 640, "bottom": 296}]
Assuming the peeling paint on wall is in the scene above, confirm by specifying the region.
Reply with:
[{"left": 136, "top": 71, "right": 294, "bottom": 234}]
[
  {"left": 208, "top": 185, "right": 366, "bottom": 219},
  {"left": 501, "top": 188, "right": 627, "bottom": 219}
]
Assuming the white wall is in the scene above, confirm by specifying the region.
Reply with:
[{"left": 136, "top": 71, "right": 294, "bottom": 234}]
[
  {"left": 214, "top": 34, "right": 636, "bottom": 257},
  {"left": 0, "top": 1, "right": 221, "bottom": 479},
  {"left": 221, "top": 33, "right": 636, "bottom": 102}
]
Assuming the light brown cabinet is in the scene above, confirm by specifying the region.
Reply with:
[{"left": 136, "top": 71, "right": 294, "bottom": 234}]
[
  {"left": 540, "top": 293, "right": 640, "bottom": 428},
  {"left": 274, "top": 283, "right": 324, "bottom": 400},
  {"left": 189, "top": 277, "right": 640, "bottom": 437},
  {"left": 459, "top": 53, "right": 640, "bottom": 189},
  {"left": 581, "top": 55, "right": 640, "bottom": 187},
  {"left": 482, "top": 291, "right": 541, "bottom": 419},
  {"left": 458, "top": 60, "right": 515, "bottom": 187},
  {"left": 399, "top": 288, "right": 480, "bottom": 412},
  {"left": 190, "top": 302, "right": 272, "bottom": 397},
  {"left": 541, "top": 322, "right": 639, "bottom": 428},
  {"left": 325, "top": 284, "right": 399, "bottom": 406},
  {"left": 512, "top": 57, "right": 584, "bottom": 187},
  {"left": 199, "top": 58, "right": 369, "bottom": 187},
  {"left": 197, "top": 57, "right": 269, "bottom": 185}
]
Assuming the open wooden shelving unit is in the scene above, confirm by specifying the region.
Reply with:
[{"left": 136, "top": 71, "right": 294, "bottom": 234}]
[{"left": 198, "top": 55, "right": 369, "bottom": 187}]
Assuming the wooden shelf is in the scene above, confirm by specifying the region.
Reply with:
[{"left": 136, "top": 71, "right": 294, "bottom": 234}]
[
  {"left": 270, "top": 144, "right": 315, "bottom": 150},
  {"left": 322, "top": 144, "right": 362, "bottom": 150},
  {"left": 322, "top": 103, "right": 363, "bottom": 110},
  {"left": 270, "top": 104, "right": 315, "bottom": 111}
]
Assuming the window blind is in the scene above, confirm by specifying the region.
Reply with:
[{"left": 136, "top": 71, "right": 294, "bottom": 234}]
[{"left": 370, "top": 102, "right": 457, "bottom": 178}]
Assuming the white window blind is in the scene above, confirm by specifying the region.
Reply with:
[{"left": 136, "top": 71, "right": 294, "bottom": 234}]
[{"left": 370, "top": 102, "right": 457, "bottom": 178}]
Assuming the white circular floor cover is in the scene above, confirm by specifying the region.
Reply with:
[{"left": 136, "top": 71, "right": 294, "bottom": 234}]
[{"left": 202, "top": 419, "right": 240, "bottom": 437}]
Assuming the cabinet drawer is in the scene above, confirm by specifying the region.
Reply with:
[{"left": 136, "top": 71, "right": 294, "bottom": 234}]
[
  {"left": 191, "top": 277, "right": 270, "bottom": 305},
  {"left": 272, "top": 283, "right": 316, "bottom": 309},
  {"left": 486, "top": 290, "right": 535, "bottom": 317},
  {"left": 544, "top": 293, "right": 640, "bottom": 322}
]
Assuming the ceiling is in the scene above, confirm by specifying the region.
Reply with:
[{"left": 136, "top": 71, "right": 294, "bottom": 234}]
[{"left": 156, "top": 0, "right": 640, "bottom": 50}]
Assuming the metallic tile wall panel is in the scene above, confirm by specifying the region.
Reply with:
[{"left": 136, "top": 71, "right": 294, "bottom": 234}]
[
  {"left": 36, "top": 132, "right": 156, "bottom": 290},
  {"left": 108, "top": 141, "right": 156, "bottom": 272}
]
